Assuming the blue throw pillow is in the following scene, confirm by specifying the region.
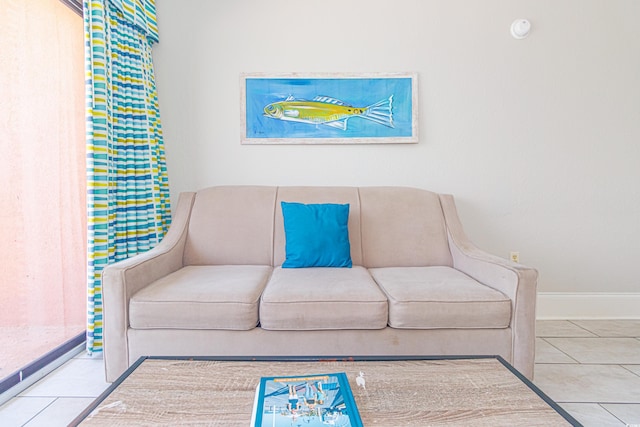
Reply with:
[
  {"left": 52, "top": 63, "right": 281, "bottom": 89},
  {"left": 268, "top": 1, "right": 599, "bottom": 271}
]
[{"left": 281, "top": 202, "right": 352, "bottom": 268}]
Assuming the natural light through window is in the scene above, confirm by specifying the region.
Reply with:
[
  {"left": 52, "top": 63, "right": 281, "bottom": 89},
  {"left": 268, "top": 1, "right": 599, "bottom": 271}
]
[{"left": 0, "top": 0, "right": 85, "bottom": 383}]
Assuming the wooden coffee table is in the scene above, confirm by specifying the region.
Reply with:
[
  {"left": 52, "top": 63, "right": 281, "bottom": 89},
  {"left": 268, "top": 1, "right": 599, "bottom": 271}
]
[{"left": 71, "top": 356, "right": 580, "bottom": 426}]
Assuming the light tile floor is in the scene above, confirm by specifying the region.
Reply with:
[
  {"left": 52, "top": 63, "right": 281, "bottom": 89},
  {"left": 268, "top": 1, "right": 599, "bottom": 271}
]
[
  {"left": 0, "top": 320, "right": 638, "bottom": 426},
  {"left": 0, "top": 351, "right": 109, "bottom": 427},
  {"left": 534, "top": 320, "right": 640, "bottom": 426}
]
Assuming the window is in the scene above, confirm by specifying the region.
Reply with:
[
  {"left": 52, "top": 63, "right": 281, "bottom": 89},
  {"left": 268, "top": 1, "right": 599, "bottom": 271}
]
[{"left": 0, "top": 0, "right": 86, "bottom": 390}]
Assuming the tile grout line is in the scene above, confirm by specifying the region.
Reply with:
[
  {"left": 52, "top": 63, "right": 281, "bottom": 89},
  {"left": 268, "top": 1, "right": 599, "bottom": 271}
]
[
  {"left": 539, "top": 337, "right": 581, "bottom": 364},
  {"left": 20, "top": 396, "right": 58, "bottom": 427},
  {"left": 599, "top": 402, "right": 639, "bottom": 426},
  {"left": 621, "top": 365, "right": 640, "bottom": 379},
  {"left": 567, "top": 320, "right": 602, "bottom": 337},
  {"left": 537, "top": 361, "right": 640, "bottom": 368}
]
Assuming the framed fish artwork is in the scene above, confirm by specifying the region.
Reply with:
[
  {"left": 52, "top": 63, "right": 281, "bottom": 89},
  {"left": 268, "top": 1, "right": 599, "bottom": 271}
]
[{"left": 240, "top": 72, "right": 418, "bottom": 144}]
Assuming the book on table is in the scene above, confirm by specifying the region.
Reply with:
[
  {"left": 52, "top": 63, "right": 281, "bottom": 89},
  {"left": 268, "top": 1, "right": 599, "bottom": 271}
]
[{"left": 251, "top": 372, "right": 363, "bottom": 427}]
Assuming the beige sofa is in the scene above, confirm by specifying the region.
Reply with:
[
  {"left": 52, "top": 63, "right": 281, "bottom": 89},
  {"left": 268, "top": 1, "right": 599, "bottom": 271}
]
[{"left": 102, "top": 186, "right": 538, "bottom": 382}]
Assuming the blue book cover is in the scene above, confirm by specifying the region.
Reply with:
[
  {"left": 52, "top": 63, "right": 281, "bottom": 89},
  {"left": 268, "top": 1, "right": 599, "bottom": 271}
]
[{"left": 252, "top": 372, "right": 363, "bottom": 427}]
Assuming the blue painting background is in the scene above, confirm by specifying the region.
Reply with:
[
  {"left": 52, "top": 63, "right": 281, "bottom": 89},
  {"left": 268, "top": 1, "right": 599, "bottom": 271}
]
[{"left": 245, "top": 77, "right": 414, "bottom": 139}]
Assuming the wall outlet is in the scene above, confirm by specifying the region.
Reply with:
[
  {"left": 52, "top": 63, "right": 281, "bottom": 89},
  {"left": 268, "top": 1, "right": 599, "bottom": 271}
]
[{"left": 510, "top": 251, "right": 520, "bottom": 263}]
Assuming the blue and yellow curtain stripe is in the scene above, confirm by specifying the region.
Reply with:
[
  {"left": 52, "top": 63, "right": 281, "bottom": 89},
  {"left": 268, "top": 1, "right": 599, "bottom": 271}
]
[{"left": 84, "top": 0, "right": 170, "bottom": 353}]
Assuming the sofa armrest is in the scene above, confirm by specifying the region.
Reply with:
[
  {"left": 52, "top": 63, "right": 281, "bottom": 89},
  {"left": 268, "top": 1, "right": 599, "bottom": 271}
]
[
  {"left": 439, "top": 194, "right": 538, "bottom": 380},
  {"left": 102, "top": 192, "right": 196, "bottom": 381}
]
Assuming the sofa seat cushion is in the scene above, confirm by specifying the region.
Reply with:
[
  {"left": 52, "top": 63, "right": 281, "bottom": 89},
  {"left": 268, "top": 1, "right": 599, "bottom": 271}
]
[
  {"left": 129, "top": 265, "right": 272, "bottom": 330},
  {"left": 369, "top": 266, "right": 511, "bottom": 329},
  {"left": 260, "top": 266, "right": 388, "bottom": 330}
]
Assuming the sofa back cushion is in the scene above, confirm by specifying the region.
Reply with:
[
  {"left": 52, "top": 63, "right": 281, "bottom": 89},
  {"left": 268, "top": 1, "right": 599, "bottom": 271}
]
[
  {"left": 183, "top": 185, "right": 451, "bottom": 268},
  {"left": 274, "top": 187, "right": 363, "bottom": 267},
  {"left": 359, "top": 187, "right": 453, "bottom": 267},
  {"left": 183, "top": 186, "right": 277, "bottom": 265}
]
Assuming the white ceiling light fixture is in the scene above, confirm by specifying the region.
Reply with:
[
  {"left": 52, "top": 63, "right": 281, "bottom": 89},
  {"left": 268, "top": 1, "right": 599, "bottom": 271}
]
[{"left": 510, "top": 19, "right": 531, "bottom": 39}]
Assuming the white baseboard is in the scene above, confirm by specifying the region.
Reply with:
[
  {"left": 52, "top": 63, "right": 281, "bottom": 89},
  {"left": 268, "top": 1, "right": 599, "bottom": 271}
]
[{"left": 537, "top": 292, "right": 640, "bottom": 319}]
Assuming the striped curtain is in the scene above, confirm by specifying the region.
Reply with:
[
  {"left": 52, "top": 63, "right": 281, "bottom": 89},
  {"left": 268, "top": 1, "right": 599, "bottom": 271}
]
[{"left": 84, "top": 0, "right": 171, "bottom": 354}]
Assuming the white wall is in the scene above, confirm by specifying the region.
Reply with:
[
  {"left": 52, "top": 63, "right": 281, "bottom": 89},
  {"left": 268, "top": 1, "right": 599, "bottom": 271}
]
[{"left": 152, "top": 0, "right": 640, "bottom": 298}]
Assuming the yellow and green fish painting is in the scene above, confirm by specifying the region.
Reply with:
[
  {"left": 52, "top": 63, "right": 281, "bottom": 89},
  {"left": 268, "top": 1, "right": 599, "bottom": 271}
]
[{"left": 263, "top": 95, "right": 394, "bottom": 131}]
